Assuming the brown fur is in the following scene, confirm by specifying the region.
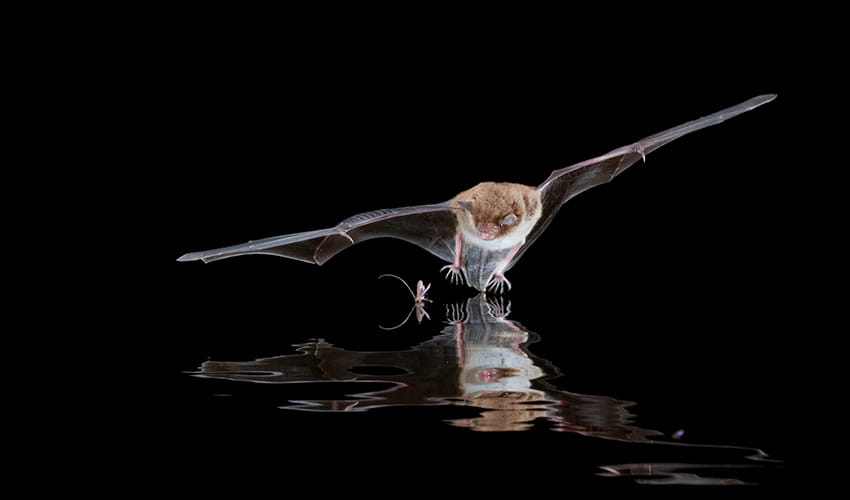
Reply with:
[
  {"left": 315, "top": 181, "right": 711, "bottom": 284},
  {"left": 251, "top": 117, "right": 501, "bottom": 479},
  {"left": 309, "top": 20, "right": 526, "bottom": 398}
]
[{"left": 452, "top": 182, "right": 541, "bottom": 238}]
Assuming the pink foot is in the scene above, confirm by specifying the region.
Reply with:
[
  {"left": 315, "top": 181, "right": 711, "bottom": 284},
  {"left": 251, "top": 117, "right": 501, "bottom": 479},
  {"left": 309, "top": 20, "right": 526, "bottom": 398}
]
[
  {"left": 486, "top": 274, "right": 512, "bottom": 294},
  {"left": 441, "top": 264, "right": 465, "bottom": 286}
]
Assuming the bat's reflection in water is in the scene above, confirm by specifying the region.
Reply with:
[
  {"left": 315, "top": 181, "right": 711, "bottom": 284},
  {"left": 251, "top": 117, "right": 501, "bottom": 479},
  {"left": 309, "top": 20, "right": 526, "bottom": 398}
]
[
  {"left": 193, "top": 295, "right": 644, "bottom": 436},
  {"left": 191, "top": 294, "right": 778, "bottom": 485}
]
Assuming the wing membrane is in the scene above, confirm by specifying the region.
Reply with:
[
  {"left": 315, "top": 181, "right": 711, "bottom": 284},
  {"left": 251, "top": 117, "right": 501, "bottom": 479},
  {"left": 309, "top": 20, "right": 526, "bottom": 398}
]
[
  {"left": 508, "top": 94, "right": 776, "bottom": 268},
  {"left": 178, "top": 203, "right": 458, "bottom": 265}
]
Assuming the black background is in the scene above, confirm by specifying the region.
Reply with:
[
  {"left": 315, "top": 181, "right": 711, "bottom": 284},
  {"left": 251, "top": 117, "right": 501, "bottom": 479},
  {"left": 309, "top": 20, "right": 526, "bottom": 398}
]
[{"left": 143, "top": 8, "right": 810, "bottom": 492}]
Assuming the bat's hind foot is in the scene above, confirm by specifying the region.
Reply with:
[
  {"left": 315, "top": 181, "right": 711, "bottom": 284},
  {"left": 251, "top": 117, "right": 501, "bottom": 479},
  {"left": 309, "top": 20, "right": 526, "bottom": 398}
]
[
  {"left": 486, "top": 274, "right": 512, "bottom": 294},
  {"left": 440, "top": 264, "right": 465, "bottom": 286}
]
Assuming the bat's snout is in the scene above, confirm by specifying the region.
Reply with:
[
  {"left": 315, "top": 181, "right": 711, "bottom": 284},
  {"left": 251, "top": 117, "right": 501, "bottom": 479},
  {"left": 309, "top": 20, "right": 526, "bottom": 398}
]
[{"left": 477, "top": 223, "right": 500, "bottom": 241}]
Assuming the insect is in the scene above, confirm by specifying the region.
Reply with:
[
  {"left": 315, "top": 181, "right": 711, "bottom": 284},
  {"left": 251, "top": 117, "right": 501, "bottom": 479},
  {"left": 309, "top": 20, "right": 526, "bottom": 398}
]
[
  {"left": 178, "top": 95, "right": 775, "bottom": 293},
  {"left": 377, "top": 274, "right": 431, "bottom": 330}
]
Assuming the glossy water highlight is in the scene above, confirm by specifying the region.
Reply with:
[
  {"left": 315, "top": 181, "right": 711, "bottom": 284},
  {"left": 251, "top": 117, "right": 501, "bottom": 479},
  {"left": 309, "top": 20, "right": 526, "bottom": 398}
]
[{"left": 189, "top": 294, "right": 781, "bottom": 485}]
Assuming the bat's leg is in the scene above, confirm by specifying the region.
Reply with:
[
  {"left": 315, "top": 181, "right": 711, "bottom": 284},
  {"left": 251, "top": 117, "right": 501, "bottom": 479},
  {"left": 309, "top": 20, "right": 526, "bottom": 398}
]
[
  {"left": 486, "top": 243, "right": 522, "bottom": 294},
  {"left": 440, "top": 264, "right": 464, "bottom": 285},
  {"left": 487, "top": 274, "right": 512, "bottom": 294},
  {"left": 442, "top": 268, "right": 464, "bottom": 285},
  {"left": 440, "top": 232, "right": 465, "bottom": 286}
]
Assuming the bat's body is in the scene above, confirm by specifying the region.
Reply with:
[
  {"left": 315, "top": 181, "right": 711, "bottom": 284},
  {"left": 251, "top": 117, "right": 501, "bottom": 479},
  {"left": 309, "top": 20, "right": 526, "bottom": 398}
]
[
  {"left": 445, "top": 182, "right": 542, "bottom": 292},
  {"left": 178, "top": 94, "right": 775, "bottom": 292}
]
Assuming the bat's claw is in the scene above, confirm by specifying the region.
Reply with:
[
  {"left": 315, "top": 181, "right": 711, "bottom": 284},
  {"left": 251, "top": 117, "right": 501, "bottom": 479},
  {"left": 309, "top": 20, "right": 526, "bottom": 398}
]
[
  {"left": 486, "top": 274, "right": 512, "bottom": 294},
  {"left": 441, "top": 264, "right": 465, "bottom": 286}
]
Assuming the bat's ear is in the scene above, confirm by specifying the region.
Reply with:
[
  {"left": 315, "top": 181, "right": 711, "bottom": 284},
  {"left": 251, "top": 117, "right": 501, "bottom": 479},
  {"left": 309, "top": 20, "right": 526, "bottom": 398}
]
[{"left": 458, "top": 201, "right": 474, "bottom": 213}]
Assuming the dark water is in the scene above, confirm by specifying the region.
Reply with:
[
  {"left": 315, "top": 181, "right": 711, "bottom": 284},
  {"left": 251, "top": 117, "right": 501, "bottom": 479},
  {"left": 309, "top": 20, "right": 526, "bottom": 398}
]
[{"left": 166, "top": 259, "right": 791, "bottom": 491}]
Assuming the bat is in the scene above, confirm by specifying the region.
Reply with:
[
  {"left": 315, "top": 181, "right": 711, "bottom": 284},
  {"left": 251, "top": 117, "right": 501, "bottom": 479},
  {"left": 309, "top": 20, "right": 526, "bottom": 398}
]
[{"left": 178, "top": 94, "right": 775, "bottom": 293}]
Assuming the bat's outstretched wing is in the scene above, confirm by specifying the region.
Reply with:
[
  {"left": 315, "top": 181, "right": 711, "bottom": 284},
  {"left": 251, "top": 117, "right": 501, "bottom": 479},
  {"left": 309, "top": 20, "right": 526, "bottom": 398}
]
[
  {"left": 177, "top": 203, "right": 459, "bottom": 265},
  {"left": 510, "top": 94, "right": 776, "bottom": 267}
]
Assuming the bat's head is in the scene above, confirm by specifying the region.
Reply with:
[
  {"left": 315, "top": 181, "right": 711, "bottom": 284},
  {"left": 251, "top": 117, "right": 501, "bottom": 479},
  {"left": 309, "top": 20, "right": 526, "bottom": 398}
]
[
  {"left": 459, "top": 200, "right": 518, "bottom": 240},
  {"left": 454, "top": 182, "right": 540, "bottom": 242}
]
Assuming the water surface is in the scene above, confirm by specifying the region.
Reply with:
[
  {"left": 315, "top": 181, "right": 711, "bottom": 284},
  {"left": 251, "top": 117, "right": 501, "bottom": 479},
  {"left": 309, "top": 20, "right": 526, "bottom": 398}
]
[{"left": 185, "top": 293, "right": 782, "bottom": 486}]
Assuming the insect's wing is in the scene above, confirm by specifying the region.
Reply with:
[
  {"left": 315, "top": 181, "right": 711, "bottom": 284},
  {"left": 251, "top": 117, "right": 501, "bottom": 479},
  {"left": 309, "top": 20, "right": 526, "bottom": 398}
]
[
  {"left": 177, "top": 203, "right": 459, "bottom": 265},
  {"left": 508, "top": 94, "right": 776, "bottom": 267}
]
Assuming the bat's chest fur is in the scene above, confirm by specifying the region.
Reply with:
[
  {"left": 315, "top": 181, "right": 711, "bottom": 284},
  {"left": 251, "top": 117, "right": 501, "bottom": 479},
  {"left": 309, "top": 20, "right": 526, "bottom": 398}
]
[
  {"left": 458, "top": 219, "right": 535, "bottom": 250},
  {"left": 455, "top": 208, "right": 541, "bottom": 291}
]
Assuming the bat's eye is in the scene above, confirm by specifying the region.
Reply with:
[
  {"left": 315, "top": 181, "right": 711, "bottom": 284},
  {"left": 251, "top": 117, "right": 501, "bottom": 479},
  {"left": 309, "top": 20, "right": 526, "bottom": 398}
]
[{"left": 501, "top": 214, "right": 518, "bottom": 226}]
